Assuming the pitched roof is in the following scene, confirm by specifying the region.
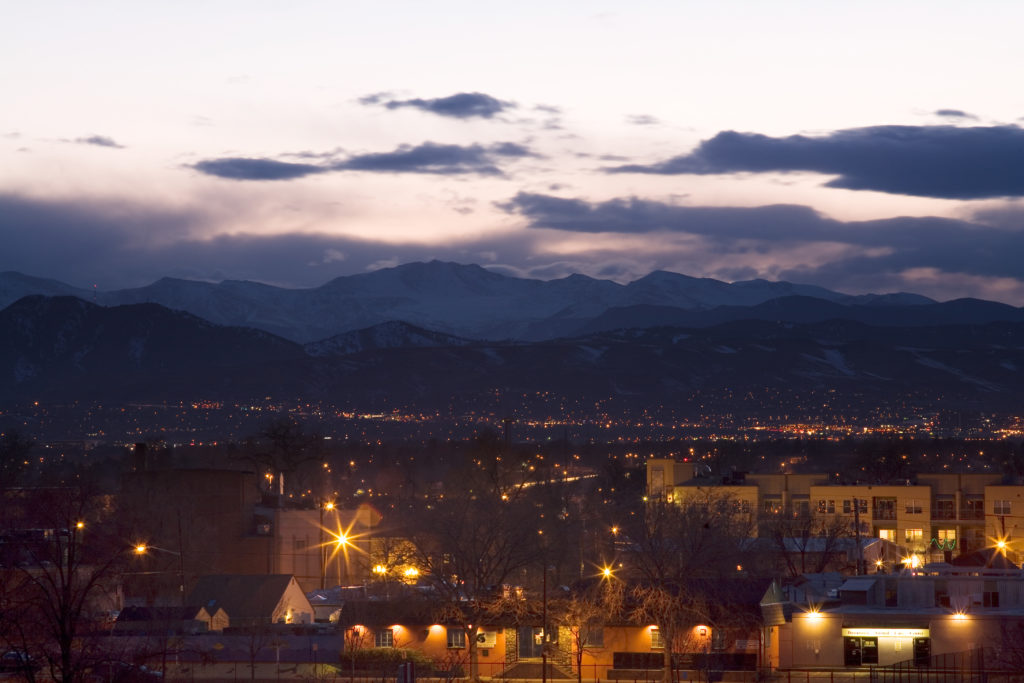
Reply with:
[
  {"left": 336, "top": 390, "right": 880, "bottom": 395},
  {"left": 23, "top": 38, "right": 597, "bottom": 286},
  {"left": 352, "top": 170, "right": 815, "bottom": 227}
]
[
  {"left": 186, "top": 574, "right": 297, "bottom": 621},
  {"left": 118, "top": 605, "right": 209, "bottom": 622}
]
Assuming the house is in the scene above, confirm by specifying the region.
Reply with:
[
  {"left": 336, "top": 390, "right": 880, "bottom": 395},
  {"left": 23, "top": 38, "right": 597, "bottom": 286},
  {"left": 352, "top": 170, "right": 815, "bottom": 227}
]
[
  {"left": 113, "top": 605, "right": 229, "bottom": 634},
  {"left": 186, "top": 574, "right": 313, "bottom": 628},
  {"left": 336, "top": 582, "right": 764, "bottom": 681}
]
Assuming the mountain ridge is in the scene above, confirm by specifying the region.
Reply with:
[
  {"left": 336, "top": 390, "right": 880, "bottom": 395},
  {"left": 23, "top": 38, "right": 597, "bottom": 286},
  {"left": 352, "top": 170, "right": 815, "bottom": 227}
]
[
  {"left": 5, "top": 261, "right": 1018, "bottom": 345},
  {"left": 2, "top": 295, "right": 1024, "bottom": 415}
]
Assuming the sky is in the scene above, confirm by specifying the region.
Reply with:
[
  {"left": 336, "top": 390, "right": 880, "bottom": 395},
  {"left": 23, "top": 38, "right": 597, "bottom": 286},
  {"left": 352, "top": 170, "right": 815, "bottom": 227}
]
[{"left": 5, "top": 1, "right": 1024, "bottom": 304}]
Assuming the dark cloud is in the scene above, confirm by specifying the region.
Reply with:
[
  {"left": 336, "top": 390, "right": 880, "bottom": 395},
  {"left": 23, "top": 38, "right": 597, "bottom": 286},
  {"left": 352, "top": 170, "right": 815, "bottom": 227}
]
[
  {"left": 74, "top": 135, "right": 124, "bottom": 148},
  {"left": 0, "top": 193, "right": 200, "bottom": 288},
  {"left": 5, "top": 191, "right": 1024, "bottom": 305},
  {"left": 488, "top": 142, "right": 536, "bottom": 158},
  {"left": 608, "top": 125, "right": 1024, "bottom": 199},
  {"left": 194, "top": 142, "right": 534, "bottom": 180},
  {"left": 333, "top": 142, "right": 521, "bottom": 176},
  {"left": 499, "top": 191, "right": 1024, "bottom": 287},
  {"left": 499, "top": 192, "right": 828, "bottom": 237},
  {"left": 361, "top": 92, "right": 514, "bottom": 119},
  {"left": 192, "top": 157, "right": 327, "bottom": 181},
  {"left": 0, "top": 193, "right": 544, "bottom": 290},
  {"left": 935, "top": 109, "right": 978, "bottom": 120}
]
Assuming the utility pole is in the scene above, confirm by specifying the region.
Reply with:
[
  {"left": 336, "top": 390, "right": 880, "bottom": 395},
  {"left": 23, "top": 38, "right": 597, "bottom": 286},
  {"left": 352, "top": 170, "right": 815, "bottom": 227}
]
[
  {"left": 853, "top": 498, "right": 864, "bottom": 575},
  {"left": 541, "top": 566, "right": 547, "bottom": 683}
]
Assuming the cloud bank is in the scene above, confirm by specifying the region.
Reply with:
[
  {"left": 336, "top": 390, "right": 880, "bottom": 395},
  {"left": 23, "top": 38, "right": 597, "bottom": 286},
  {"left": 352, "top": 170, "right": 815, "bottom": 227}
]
[
  {"left": 4, "top": 188, "right": 1024, "bottom": 305},
  {"left": 500, "top": 191, "right": 1024, "bottom": 289},
  {"left": 609, "top": 125, "right": 1024, "bottom": 199},
  {"left": 193, "top": 142, "right": 533, "bottom": 180}
]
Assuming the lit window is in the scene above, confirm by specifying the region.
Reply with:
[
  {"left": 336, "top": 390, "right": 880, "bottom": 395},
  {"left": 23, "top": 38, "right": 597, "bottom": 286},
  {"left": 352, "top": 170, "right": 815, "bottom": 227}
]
[
  {"left": 878, "top": 529, "right": 895, "bottom": 542},
  {"left": 905, "top": 528, "right": 923, "bottom": 543},
  {"left": 937, "top": 529, "right": 956, "bottom": 541},
  {"left": 584, "top": 627, "right": 604, "bottom": 648},
  {"left": 375, "top": 629, "right": 394, "bottom": 648},
  {"left": 651, "top": 628, "right": 664, "bottom": 649},
  {"left": 447, "top": 628, "right": 466, "bottom": 649}
]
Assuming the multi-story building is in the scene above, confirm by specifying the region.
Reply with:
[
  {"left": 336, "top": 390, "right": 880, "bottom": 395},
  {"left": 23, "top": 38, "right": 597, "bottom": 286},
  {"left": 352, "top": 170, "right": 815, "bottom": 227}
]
[
  {"left": 772, "top": 563, "right": 1024, "bottom": 671},
  {"left": 647, "top": 459, "right": 1015, "bottom": 563},
  {"left": 121, "top": 467, "right": 384, "bottom": 596}
]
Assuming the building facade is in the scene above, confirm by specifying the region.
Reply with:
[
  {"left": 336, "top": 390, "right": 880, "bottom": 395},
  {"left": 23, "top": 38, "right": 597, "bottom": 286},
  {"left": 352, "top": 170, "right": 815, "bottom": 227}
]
[
  {"left": 776, "top": 565, "right": 1024, "bottom": 671},
  {"left": 648, "top": 459, "right": 1019, "bottom": 564}
]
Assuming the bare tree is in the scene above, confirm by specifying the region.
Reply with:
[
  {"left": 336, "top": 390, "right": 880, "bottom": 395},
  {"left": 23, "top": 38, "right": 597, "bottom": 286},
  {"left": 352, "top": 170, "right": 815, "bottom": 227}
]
[
  {"left": 401, "top": 438, "right": 542, "bottom": 681},
  {"left": 0, "top": 484, "right": 129, "bottom": 683},
  {"left": 759, "top": 508, "right": 852, "bottom": 578},
  {"left": 236, "top": 415, "right": 326, "bottom": 497},
  {"left": 551, "top": 579, "right": 623, "bottom": 683},
  {"left": 622, "top": 492, "right": 755, "bottom": 683}
]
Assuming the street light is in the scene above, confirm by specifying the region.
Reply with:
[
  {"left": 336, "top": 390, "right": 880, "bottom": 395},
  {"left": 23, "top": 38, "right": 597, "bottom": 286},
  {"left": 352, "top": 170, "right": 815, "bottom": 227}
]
[{"left": 133, "top": 543, "right": 185, "bottom": 606}]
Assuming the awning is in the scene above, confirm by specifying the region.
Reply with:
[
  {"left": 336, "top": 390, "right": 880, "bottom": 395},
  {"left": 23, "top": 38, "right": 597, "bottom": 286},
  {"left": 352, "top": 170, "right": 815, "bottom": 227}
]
[
  {"left": 838, "top": 578, "right": 877, "bottom": 592},
  {"left": 842, "top": 615, "right": 930, "bottom": 629}
]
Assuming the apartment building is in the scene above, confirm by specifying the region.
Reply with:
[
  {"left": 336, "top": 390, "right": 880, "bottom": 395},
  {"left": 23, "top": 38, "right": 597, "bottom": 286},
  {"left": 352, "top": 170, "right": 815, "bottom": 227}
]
[{"left": 647, "top": 459, "right": 1016, "bottom": 563}]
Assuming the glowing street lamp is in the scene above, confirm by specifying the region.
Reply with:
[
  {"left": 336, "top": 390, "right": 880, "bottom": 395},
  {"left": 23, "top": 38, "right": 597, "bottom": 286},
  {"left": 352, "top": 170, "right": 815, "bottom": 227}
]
[
  {"left": 133, "top": 543, "right": 185, "bottom": 605},
  {"left": 332, "top": 530, "right": 351, "bottom": 548}
]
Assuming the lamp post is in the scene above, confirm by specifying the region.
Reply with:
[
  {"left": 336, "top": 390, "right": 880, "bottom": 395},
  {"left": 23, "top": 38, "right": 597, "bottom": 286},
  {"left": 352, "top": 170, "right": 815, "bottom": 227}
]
[
  {"left": 319, "top": 501, "right": 335, "bottom": 590},
  {"left": 134, "top": 543, "right": 185, "bottom": 608},
  {"left": 542, "top": 564, "right": 548, "bottom": 683}
]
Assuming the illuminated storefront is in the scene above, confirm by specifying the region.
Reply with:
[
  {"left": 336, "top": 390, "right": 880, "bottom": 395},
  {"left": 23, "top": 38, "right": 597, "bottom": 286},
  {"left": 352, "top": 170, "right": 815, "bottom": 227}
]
[{"left": 840, "top": 627, "right": 930, "bottom": 667}]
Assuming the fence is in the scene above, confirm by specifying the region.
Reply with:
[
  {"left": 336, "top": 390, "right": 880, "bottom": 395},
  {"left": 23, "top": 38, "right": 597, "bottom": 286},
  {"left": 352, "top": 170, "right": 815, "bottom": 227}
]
[
  {"left": 778, "top": 647, "right": 1024, "bottom": 683},
  {"left": 161, "top": 660, "right": 766, "bottom": 683}
]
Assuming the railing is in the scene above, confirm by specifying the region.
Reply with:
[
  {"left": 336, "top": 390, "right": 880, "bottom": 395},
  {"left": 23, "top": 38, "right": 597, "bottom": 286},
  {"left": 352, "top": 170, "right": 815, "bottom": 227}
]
[
  {"left": 960, "top": 508, "right": 986, "bottom": 520},
  {"left": 775, "top": 647, "right": 1024, "bottom": 683}
]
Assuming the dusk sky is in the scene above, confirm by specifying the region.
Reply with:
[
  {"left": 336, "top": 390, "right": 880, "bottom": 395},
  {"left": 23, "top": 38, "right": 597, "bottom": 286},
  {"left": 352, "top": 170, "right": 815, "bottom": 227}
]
[{"left": 5, "top": 1, "right": 1024, "bottom": 304}]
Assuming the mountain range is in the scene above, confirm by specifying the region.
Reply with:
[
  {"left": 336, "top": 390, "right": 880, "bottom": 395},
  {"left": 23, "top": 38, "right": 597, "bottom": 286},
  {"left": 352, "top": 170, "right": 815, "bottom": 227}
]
[
  {"left": 2, "top": 261, "right": 984, "bottom": 344},
  {"left": 2, "top": 292, "right": 1024, "bottom": 415}
]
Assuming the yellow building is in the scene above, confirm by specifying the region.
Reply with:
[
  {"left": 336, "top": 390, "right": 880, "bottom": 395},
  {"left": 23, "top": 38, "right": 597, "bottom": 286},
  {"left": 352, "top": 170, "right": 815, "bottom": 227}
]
[{"left": 648, "top": 460, "right": 1017, "bottom": 563}]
